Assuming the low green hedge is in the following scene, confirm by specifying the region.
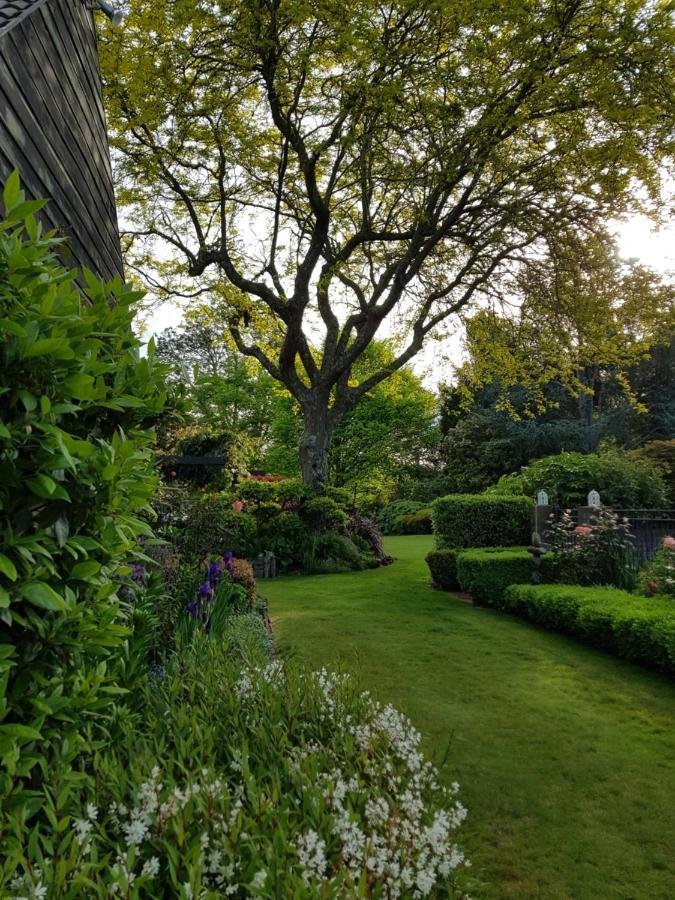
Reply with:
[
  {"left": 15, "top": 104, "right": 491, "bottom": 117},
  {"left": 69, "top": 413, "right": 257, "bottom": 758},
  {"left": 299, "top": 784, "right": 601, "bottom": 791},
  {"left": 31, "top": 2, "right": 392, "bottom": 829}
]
[
  {"left": 456, "top": 548, "right": 531, "bottom": 606},
  {"left": 425, "top": 549, "right": 461, "bottom": 590},
  {"left": 432, "top": 494, "right": 532, "bottom": 549},
  {"left": 395, "top": 511, "right": 433, "bottom": 534},
  {"left": 503, "top": 584, "right": 675, "bottom": 674}
]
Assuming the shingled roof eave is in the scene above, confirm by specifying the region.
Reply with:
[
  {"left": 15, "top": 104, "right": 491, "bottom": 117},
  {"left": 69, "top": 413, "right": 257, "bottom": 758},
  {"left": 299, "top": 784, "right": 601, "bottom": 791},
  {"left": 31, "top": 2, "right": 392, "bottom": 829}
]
[{"left": 0, "top": 0, "right": 52, "bottom": 38}]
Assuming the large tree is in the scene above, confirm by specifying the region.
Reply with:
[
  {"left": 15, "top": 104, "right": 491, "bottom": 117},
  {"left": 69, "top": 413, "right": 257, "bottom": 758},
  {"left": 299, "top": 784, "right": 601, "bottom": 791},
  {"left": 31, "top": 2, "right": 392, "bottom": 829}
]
[{"left": 100, "top": 0, "right": 675, "bottom": 488}]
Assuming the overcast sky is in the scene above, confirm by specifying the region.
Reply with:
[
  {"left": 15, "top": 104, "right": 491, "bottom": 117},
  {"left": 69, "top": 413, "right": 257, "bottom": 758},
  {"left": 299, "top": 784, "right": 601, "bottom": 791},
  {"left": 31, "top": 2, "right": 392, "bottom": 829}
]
[{"left": 138, "top": 214, "right": 675, "bottom": 390}]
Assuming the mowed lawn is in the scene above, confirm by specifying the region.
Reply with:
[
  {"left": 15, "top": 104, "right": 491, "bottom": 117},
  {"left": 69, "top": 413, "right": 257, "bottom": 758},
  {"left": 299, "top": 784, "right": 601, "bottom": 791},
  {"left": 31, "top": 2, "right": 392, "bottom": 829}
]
[{"left": 263, "top": 535, "right": 675, "bottom": 900}]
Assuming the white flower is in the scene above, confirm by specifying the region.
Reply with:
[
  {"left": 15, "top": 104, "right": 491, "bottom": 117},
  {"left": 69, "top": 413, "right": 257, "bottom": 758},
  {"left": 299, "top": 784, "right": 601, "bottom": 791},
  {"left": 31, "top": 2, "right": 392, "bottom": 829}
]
[
  {"left": 123, "top": 814, "right": 150, "bottom": 846},
  {"left": 141, "top": 857, "right": 160, "bottom": 878},
  {"left": 251, "top": 870, "right": 267, "bottom": 889},
  {"left": 297, "top": 830, "right": 327, "bottom": 883},
  {"left": 87, "top": 803, "right": 98, "bottom": 821},
  {"left": 73, "top": 817, "right": 93, "bottom": 844}
]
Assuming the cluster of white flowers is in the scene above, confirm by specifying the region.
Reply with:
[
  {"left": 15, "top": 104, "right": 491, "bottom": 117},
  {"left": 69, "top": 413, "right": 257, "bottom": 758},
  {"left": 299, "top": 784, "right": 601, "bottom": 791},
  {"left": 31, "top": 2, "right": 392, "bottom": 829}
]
[
  {"left": 235, "top": 658, "right": 284, "bottom": 700},
  {"left": 296, "top": 829, "right": 328, "bottom": 883},
  {"left": 8, "top": 867, "right": 47, "bottom": 900},
  {"left": 102, "top": 767, "right": 243, "bottom": 897},
  {"left": 12, "top": 662, "right": 467, "bottom": 898}
]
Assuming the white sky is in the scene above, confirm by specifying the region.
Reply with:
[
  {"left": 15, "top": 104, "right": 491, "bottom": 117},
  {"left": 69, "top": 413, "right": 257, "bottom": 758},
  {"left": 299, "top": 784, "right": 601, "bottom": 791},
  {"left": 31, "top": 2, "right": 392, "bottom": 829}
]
[{"left": 138, "top": 214, "right": 675, "bottom": 390}]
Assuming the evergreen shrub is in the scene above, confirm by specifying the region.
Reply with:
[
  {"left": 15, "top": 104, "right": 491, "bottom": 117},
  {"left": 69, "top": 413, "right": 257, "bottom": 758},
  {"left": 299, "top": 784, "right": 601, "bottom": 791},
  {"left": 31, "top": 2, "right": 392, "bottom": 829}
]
[
  {"left": 503, "top": 584, "right": 675, "bottom": 673},
  {"left": 456, "top": 548, "right": 531, "bottom": 606},
  {"left": 432, "top": 495, "right": 532, "bottom": 549},
  {"left": 0, "top": 175, "right": 176, "bottom": 841}
]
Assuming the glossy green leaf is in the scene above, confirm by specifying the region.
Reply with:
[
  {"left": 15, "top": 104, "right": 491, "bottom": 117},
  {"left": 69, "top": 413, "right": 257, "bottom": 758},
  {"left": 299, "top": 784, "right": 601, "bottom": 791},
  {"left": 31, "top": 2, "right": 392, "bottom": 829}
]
[
  {"left": 0, "top": 554, "right": 17, "bottom": 581},
  {"left": 19, "top": 582, "right": 68, "bottom": 612}
]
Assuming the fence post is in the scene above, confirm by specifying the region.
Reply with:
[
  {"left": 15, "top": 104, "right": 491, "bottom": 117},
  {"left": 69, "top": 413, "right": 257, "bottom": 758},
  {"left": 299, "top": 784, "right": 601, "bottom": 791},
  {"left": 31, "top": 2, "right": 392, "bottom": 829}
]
[
  {"left": 578, "top": 489, "right": 601, "bottom": 525},
  {"left": 533, "top": 490, "right": 552, "bottom": 536}
]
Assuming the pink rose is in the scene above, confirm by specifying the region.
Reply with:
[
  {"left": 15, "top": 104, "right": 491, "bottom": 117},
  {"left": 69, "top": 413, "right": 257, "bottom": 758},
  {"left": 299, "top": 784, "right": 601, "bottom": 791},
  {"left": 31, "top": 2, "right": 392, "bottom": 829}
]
[
  {"left": 232, "top": 500, "right": 244, "bottom": 512},
  {"left": 663, "top": 536, "right": 675, "bottom": 551},
  {"left": 574, "top": 525, "right": 592, "bottom": 535}
]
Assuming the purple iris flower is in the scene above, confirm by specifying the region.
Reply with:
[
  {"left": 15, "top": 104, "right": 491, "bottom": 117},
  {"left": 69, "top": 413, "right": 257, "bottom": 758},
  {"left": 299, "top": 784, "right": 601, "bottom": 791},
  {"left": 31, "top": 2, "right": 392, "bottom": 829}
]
[
  {"left": 224, "top": 551, "right": 234, "bottom": 562},
  {"left": 131, "top": 563, "right": 146, "bottom": 584},
  {"left": 198, "top": 581, "right": 214, "bottom": 601},
  {"left": 207, "top": 561, "right": 222, "bottom": 588},
  {"left": 187, "top": 599, "right": 199, "bottom": 619},
  {"left": 225, "top": 560, "right": 234, "bottom": 573}
]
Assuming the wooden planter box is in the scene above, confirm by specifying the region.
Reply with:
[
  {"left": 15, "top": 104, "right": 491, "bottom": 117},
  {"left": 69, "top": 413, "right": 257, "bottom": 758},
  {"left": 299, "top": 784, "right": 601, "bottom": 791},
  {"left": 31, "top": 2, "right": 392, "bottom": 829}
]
[{"left": 250, "top": 552, "right": 276, "bottom": 579}]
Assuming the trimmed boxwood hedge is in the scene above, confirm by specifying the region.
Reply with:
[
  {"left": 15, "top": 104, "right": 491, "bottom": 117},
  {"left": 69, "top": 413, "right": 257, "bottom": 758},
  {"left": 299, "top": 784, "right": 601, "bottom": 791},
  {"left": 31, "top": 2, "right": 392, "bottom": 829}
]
[
  {"left": 456, "top": 548, "right": 531, "bottom": 605},
  {"left": 432, "top": 495, "right": 532, "bottom": 549},
  {"left": 503, "top": 584, "right": 675, "bottom": 674},
  {"left": 425, "top": 549, "right": 461, "bottom": 590}
]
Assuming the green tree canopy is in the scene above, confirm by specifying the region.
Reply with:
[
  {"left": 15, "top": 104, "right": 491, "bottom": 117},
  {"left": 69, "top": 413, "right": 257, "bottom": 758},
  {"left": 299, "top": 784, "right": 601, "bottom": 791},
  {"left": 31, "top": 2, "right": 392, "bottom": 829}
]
[
  {"left": 453, "top": 232, "right": 675, "bottom": 418},
  {"left": 100, "top": 0, "right": 675, "bottom": 486}
]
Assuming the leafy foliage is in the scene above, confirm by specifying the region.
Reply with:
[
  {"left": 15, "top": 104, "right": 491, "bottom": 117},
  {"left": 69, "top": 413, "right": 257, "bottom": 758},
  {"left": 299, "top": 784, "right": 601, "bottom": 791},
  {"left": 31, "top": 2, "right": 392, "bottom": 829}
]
[
  {"left": 503, "top": 584, "right": 675, "bottom": 674},
  {"left": 395, "top": 512, "right": 433, "bottom": 535},
  {"left": 627, "top": 440, "right": 675, "bottom": 505},
  {"left": 490, "top": 449, "right": 669, "bottom": 509},
  {"left": 453, "top": 233, "right": 675, "bottom": 418},
  {"left": 174, "top": 496, "right": 257, "bottom": 561},
  {"left": 432, "top": 495, "right": 532, "bottom": 550},
  {"left": 0, "top": 176, "right": 176, "bottom": 844},
  {"left": 378, "top": 501, "right": 427, "bottom": 535}
]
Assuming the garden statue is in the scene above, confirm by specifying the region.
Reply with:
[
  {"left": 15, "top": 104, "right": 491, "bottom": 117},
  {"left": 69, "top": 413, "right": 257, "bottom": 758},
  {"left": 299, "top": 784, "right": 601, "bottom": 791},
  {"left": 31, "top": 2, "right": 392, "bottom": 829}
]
[{"left": 527, "top": 531, "right": 547, "bottom": 584}]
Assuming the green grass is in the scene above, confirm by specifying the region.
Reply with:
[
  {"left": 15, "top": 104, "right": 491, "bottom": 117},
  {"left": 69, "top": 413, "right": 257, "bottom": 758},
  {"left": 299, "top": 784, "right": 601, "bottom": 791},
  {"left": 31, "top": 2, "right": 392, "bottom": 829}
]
[{"left": 263, "top": 535, "right": 675, "bottom": 899}]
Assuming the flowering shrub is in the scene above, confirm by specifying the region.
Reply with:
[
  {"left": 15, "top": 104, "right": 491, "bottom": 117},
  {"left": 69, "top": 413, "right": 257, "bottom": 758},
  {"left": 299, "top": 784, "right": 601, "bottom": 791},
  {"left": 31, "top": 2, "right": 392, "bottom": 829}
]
[
  {"left": 639, "top": 537, "right": 675, "bottom": 598},
  {"left": 546, "top": 507, "right": 638, "bottom": 590},
  {"left": 230, "top": 557, "right": 256, "bottom": 606},
  {"left": 2, "top": 641, "right": 469, "bottom": 897}
]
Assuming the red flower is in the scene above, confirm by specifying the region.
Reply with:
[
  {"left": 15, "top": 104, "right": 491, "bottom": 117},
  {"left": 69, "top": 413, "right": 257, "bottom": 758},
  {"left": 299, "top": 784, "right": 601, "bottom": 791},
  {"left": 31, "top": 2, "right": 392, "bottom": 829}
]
[
  {"left": 232, "top": 500, "right": 244, "bottom": 512},
  {"left": 574, "top": 525, "right": 592, "bottom": 535}
]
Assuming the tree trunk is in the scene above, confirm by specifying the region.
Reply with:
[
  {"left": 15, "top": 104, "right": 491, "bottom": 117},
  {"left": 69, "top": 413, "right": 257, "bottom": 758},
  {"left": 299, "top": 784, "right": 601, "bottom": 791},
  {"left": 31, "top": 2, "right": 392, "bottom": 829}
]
[{"left": 299, "top": 401, "right": 333, "bottom": 490}]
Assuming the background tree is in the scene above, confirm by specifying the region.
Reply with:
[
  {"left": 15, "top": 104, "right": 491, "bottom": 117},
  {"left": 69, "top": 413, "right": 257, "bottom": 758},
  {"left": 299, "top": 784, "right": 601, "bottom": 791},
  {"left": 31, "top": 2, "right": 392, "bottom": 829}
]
[
  {"left": 452, "top": 232, "right": 674, "bottom": 419},
  {"left": 328, "top": 342, "right": 439, "bottom": 505},
  {"left": 101, "top": 0, "right": 675, "bottom": 488},
  {"left": 438, "top": 234, "right": 675, "bottom": 493}
]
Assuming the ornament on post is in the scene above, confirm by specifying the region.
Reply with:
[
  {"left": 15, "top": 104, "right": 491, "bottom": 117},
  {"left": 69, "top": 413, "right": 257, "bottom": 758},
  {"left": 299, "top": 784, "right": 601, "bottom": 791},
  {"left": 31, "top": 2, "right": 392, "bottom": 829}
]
[
  {"left": 536, "top": 490, "right": 549, "bottom": 506},
  {"left": 587, "top": 489, "right": 601, "bottom": 508}
]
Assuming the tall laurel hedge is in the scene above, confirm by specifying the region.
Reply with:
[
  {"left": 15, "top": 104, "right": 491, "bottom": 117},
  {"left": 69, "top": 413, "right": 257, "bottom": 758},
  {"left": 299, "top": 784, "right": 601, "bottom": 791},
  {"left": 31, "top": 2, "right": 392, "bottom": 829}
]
[{"left": 0, "top": 173, "right": 177, "bottom": 845}]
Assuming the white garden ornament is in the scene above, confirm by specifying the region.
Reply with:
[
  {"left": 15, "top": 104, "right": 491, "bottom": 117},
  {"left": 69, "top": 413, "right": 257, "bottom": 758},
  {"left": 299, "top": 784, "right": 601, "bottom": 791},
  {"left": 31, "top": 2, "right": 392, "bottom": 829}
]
[{"left": 587, "top": 489, "right": 601, "bottom": 507}]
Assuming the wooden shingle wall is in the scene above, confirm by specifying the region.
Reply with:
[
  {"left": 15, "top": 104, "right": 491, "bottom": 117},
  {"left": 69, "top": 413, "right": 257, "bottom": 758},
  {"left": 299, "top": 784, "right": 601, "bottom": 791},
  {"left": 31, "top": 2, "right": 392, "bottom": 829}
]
[{"left": 0, "top": 0, "right": 124, "bottom": 280}]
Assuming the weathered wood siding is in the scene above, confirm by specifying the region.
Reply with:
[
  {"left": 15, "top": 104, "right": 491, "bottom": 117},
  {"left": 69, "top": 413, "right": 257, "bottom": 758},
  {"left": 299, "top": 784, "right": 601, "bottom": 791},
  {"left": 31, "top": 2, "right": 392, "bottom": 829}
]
[{"left": 0, "top": 0, "right": 123, "bottom": 280}]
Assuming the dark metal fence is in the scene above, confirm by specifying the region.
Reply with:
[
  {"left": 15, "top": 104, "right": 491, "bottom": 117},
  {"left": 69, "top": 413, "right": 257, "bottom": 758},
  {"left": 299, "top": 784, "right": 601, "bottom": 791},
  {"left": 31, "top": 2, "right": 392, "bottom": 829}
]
[{"left": 615, "top": 510, "right": 675, "bottom": 565}]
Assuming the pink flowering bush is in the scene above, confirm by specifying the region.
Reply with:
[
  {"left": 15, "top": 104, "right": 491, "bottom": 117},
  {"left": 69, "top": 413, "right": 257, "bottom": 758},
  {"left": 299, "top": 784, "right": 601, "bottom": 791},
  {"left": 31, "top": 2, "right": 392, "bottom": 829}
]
[
  {"left": 546, "top": 507, "right": 638, "bottom": 590},
  {"left": 639, "top": 537, "right": 675, "bottom": 599}
]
